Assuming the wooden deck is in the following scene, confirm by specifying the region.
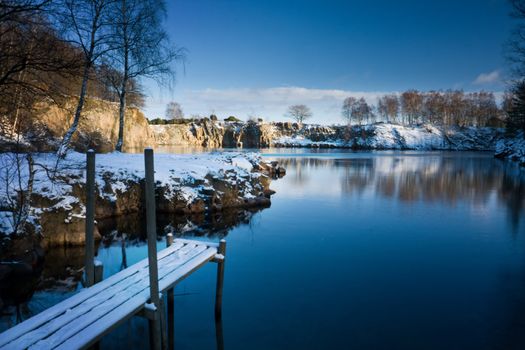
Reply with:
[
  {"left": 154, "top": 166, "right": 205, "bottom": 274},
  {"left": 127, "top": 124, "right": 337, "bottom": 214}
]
[
  {"left": 0, "top": 238, "right": 223, "bottom": 350},
  {"left": 0, "top": 149, "right": 228, "bottom": 350}
]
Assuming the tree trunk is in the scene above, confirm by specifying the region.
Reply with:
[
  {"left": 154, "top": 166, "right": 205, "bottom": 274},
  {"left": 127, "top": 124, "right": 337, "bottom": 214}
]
[
  {"left": 116, "top": 1, "right": 128, "bottom": 153},
  {"left": 116, "top": 78, "right": 127, "bottom": 152},
  {"left": 56, "top": 62, "right": 90, "bottom": 158},
  {"left": 14, "top": 154, "right": 34, "bottom": 236},
  {"left": 56, "top": 7, "right": 99, "bottom": 159}
]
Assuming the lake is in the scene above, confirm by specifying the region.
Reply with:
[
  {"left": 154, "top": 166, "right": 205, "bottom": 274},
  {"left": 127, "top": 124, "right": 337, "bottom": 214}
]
[{"left": 2, "top": 150, "right": 525, "bottom": 349}]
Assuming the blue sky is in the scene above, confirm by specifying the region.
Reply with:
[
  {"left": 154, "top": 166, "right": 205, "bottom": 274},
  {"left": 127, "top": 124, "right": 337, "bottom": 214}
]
[{"left": 143, "top": 0, "right": 514, "bottom": 124}]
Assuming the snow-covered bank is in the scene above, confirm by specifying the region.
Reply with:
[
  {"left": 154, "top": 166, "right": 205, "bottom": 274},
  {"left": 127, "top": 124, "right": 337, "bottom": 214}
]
[
  {"left": 0, "top": 151, "right": 282, "bottom": 246},
  {"left": 495, "top": 132, "right": 525, "bottom": 166},
  {"left": 274, "top": 123, "right": 503, "bottom": 151}
]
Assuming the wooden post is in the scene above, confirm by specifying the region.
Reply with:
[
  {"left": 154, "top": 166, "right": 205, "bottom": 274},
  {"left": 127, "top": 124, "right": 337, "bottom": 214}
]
[
  {"left": 166, "top": 233, "right": 174, "bottom": 247},
  {"left": 144, "top": 148, "right": 162, "bottom": 350},
  {"left": 159, "top": 297, "right": 168, "bottom": 350},
  {"left": 85, "top": 150, "right": 95, "bottom": 287},
  {"left": 166, "top": 233, "right": 174, "bottom": 350},
  {"left": 215, "top": 316, "right": 224, "bottom": 350},
  {"left": 94, "top": 260, "right": 103, "bottom": 284},
  {"left": 215, "top": 239, "right": 227, "bottom": 320}
]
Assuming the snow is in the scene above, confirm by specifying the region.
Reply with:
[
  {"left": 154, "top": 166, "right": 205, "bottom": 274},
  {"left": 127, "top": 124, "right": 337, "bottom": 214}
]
[
  {"left": 0, "top": 151, "right": 263, "bottom": 236},
  {"left": 0, "top": 211, "right": 14, "bottom": 235},
  {"left": 274, "top": 123, "right": 503, "bottom": 151},
  {"left": 274, "top": 135, "right": 343, "bottom": 148},
  {"left": 495, "top": 132, "right": 525, "bottom": 166},
  {"left": 231, "top": 155, "right": 253, "bottom": 171}
]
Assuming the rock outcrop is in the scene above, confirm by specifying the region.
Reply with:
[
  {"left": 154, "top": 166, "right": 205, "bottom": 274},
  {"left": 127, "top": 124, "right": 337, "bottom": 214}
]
[
  {"left": 272, "top": 123, "right": 504, "bottom": 151},
  {"left": 495, "top": 132, "right": 525, "bottom": 166},
  {"left": 4, "top": 99, "right": 155, "bottom": 153},
  {"left": 0, "top": 100, "right": 507, "bottom": 153},
  {"left": 0, "top": 151, "right": 284, "bottom": 247},
  {"left": 151, "top": 121, "right": 505, "bottom": 151},
  {"left": 151, "top": 120, "right": 276, "bottom": 148}
]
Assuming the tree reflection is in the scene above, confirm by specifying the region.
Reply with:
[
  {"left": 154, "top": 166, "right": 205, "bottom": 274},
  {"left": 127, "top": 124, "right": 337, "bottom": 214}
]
[
  {"left": 278, "top": 154, "right": 525, "bottom": 231},
  {"left": 0, "top": 207, "right": 266, "bottom": 326}
]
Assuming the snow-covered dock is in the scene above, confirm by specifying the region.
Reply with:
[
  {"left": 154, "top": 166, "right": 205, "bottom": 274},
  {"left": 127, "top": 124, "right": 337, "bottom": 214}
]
[
  {"left": 0, "top": 149, "right": 228, "bottom": 350},
  {"left": 0, "top": 238, "right": 224, "bottom": 350}
]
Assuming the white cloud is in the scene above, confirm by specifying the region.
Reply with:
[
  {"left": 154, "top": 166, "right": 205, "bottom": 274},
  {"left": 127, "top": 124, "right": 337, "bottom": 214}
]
[
  {"left": 473, "top": 70, "right": 501, "bottom": 85},
  {"left": 144, "top": 86, "right": 391, "bottom": 124}
]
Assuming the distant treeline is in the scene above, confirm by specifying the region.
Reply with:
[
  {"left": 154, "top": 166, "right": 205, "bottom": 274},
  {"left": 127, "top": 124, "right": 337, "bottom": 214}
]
[
  {"left": 148, "top": 115, "right": 242, "bottom": 125},
  {"left": 342, "top": 90, "right": 507, "bottom": 127}
]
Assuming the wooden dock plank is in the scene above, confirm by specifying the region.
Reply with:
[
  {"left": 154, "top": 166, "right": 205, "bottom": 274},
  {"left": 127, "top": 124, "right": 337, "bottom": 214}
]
[
  {"left": 0, "top": 241, "right": 185, "bottom": 348},
  {"left": 55, "top": 247, "right": 218, "bottom": 350},
  {"left": 0, "top": 240, "right": 219, "bottom": 350},
  {"left": 29, "top": 244, "right": 205, "bottom": 350}
]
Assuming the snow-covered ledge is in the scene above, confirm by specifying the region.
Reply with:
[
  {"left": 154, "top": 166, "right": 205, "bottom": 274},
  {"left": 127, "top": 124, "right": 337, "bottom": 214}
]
[
  {"left": 495, "top": 132, "right": 525, "bottom": 166},
  {"left": 0, "top": 151, "right": 283, "bottom": 246}
]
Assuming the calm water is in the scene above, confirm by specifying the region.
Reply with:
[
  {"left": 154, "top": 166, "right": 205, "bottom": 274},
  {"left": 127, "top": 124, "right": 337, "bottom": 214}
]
[{"left": 4, "top": 150, "right": 525, "bottom": 349}]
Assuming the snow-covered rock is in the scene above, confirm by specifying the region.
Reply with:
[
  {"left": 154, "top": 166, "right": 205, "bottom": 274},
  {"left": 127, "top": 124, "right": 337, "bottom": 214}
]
[
  {"left": 274, "top": 123, "right": 504, "bottom": 150},
  {"left": 0, "top": 151, "right": 281, "bottom": 246},
  {"left": 495, "top": 132, "right": 525, "bottom": 166}
]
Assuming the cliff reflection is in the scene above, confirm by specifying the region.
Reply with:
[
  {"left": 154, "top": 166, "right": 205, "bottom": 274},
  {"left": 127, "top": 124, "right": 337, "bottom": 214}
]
[{"left": 0, "top": 207, "right": 264, "bottom": 327}]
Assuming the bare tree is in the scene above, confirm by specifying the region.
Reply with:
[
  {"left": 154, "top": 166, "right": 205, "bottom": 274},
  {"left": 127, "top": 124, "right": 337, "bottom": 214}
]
[
  {"left": 377, "top": 96, "right": 388, "bottom": 122},
  {"left": 401, "top": 90, "right": 423, "bottom": 125},
  {"left": 342, "top": 97, "right": 374, "bottom": 125},
  {"left": 0, "top": 0, "right": 82, "bottom": 138},
  {"left": 377, "top": 94, "right": 399, "bottom": 123},
  {"left": 424, "top": 91, "right": 446, "bottom": 125},
  {"left": 356, "top": 98, "right": 374, "bottom": 125},
  {"left": 473, "top": 91, "right": 498, "bottom": 126},
  {"left": 385, "top": 94, "right": 400, "bottom": 123},
  {"left": 445, "top": 90, "right": 468, "bottom": 126},
  {"left": 507, "top": 0, "right": 525, "bottom": 77},
  {"left": 165, "top": 101, "right": 183, "bottom": 120},
  {"left": 342, "top": 97, "right": 357, "bottom": 124},
  {"left": 0, "top": 0, "right": 52, "bottom": 87},
  {"left": 286, "top": 104, "right": 312, "bottom": 124},
  {"left": 55, "top": 0, "right": 117, "bottom": 158},
  {"left": 110, "top": 0, "right": 183, "bottom": 151},
  {"left": 502, "top": 91, "right": 514, "bottom": 119},
  {"left": 0, "top": 152, "right": 35, "bottom": 237}
]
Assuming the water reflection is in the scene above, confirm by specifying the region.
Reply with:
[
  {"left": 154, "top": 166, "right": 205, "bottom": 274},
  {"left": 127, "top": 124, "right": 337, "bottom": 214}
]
[
  {"left": 0, "top": 207, "right": 264, "bottom": 329},
  {"left": 2, "top": 151, "right": 525, "bottom": 350},
  {"left": 276, "top": 153, "right": 525, "bottom": 231}
]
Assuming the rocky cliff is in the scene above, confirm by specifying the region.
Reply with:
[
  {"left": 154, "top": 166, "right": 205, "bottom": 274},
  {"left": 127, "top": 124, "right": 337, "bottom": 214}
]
[
  {"left": 152, "top": 121, "right": 504, "bottom": 151},
  {"left": 3, "top": 99, "right": 155, "bottom": 153},
  {"left": 0, "top": 100, "right": 506, "bottom": 152},
  {"left": 151, "top": 120, "right": 275, "bottom": 148}
]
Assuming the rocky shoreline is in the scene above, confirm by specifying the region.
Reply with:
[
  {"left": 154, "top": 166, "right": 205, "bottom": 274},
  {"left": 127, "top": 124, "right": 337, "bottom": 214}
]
[
  {"left": 0, "top": 151, "right": 284, "bottom": 248},
  {"left": 0, "top": 100, "right": 508, "bottom": 153},
  {"left": 495, "top": 132, "right": 525, "bottom": 166}
]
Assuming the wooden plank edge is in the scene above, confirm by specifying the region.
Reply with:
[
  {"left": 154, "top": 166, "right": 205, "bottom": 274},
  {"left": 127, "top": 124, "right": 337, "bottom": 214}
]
[{"left": 55, "top": 247, "right": 218, "bottom": 350}]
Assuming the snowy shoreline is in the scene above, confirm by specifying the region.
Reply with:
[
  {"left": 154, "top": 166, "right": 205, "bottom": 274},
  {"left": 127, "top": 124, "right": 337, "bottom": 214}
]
[
  {"left": 0, "top": 151, "right": 282, "bottom": 246},
  {"left": 273, "top": 123, "right": 504, "bottom": 151},
  {"left": 495, "top": 132, "right": 525, "bottom": 166}
]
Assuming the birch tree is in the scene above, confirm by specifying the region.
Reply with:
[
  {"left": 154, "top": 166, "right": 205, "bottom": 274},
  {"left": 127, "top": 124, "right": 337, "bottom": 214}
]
[
  {"left": 110, "top": 0, "right": 181, "bottom": 151},
  {"left": 55, "top": 0, "right": 117, "bottom": 158},
  {"left": 342, "top": 97, "right": 357, "bottom": 125}
]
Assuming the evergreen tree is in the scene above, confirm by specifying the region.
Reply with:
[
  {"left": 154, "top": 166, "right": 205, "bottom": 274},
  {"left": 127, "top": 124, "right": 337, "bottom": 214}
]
[{"left": 508, "top": 80, "right": 525, "bottom": 134}]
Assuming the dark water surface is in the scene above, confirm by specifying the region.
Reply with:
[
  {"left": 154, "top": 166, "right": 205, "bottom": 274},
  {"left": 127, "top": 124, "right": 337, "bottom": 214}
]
[{"left": 4, "top": 150, "right": 525, "bottom": 349}]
